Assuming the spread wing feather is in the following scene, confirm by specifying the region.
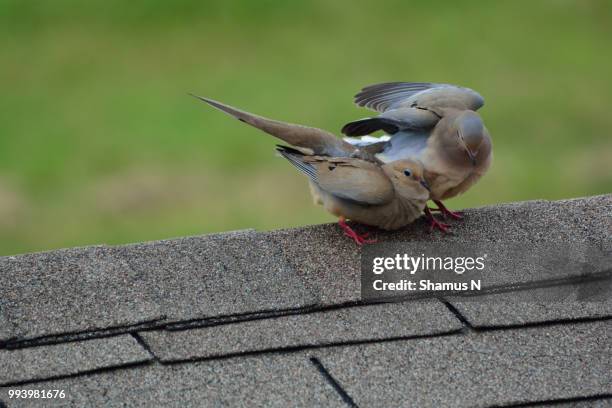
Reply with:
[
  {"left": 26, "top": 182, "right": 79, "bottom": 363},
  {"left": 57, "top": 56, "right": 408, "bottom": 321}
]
[{"left": 354, "top": 82, "right": 484, "bottom": 113}]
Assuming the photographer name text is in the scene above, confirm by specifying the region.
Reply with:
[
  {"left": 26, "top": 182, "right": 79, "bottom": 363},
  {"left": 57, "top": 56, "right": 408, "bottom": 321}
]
[{"left": 370, "top": 254, "right": 486, "bottom": 292}]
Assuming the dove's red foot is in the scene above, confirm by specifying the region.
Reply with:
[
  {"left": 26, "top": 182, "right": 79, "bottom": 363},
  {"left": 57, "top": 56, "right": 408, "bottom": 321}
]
[
  {"left": 338, "top": 218, "right": 377, "bottom": 246},
  {"left": 428, "top": 206, "right": 464, "bottom": 221},
  {"left": 432, "top": 200, "right": 464, "bottom": 220},
  {"left": 429, "top": 218, "right": 451, "bottom": 233},
  {"left": 424, "top": 208, "right": 451, "bottom": 233}
]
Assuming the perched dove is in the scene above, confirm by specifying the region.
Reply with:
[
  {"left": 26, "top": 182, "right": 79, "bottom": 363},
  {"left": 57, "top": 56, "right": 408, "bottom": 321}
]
[
  {"left": 342, "top": 82, "right": 493, "bottom": 232},
  {"left": 192, "top": 95, "right": 431, "bottom": 244}
]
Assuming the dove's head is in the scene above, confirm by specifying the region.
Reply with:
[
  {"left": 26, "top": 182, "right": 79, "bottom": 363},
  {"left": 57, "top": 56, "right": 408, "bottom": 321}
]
[
  {"left": 453, "top": 111, "right": 486, "bottom": 166},
  {"left": 382, "top": 159, "right": 430, "bottom": 201}
]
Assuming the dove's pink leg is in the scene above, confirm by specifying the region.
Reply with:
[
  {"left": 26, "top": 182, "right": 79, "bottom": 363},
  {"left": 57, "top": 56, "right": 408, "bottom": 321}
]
[
  {"left": 338, "top": 217, "right": 377, "bottom": 246},
  {"left": 431, "top": 200, "right": 464, "bottom": 220},
  {"left": 424, "top": 208, "right": 451, "bottom": 233}
]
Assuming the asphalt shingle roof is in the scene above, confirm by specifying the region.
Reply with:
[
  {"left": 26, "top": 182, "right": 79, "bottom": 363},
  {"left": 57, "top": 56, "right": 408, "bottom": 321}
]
[
  {"left": 9, "top": 354, "right": 348, "bottom": 408},
  {"left": 0, "top": 194, "right": 610, "bottom": 407},
  {"left": 448, "top": 282, "right": 612, "bottom": 328},
  {"left": 314, "top": 321, "right": 611, "bottom": 407},
  {"left": 0, "top": 335, "right": 151, "bottom": 386},
  {"left": 140, "top": 300, "right": 462, "bottom": 363}
]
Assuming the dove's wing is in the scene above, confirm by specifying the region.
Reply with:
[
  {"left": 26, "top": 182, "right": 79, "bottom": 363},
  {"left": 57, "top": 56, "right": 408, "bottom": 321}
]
[
  {"left": 277, "top": 146, "right": 394, "bottom": 205},
  {"left": 341, "top": 106, "right": 441, "bottom": 136},
  {"left": 342, "top": 82, "right": 484, "bottom": 137},
  {"left": 376, "top": 130, "right": 430, "bottom": 163},
  {"left": 354, "top": 82, "right": 485, "bottom": 113}
]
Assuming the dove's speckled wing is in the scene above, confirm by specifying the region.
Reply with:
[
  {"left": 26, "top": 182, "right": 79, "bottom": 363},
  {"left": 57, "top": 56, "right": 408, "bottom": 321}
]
[{"left": 277, "top": 146, "right": 394, "bottom": 206}]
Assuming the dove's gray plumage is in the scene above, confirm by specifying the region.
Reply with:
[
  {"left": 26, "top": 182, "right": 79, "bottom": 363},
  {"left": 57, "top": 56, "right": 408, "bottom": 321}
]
[{"left": 342, "top": 82, "right": 493, "bottom": 203}]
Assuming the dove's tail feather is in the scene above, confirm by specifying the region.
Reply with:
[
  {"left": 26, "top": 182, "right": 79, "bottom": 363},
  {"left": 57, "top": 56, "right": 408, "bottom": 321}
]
[
  {"left": 275, "top": 145, "right": 318, "bottom": 182},
  {"left": 191, "top": 93, "right": 357, "bottom": 158},
  {"left": 341, "top": 118, "right": 401, "bottom": 136},
  {"left": 190, "top": 94, "right": 294, "bottom": 135}
]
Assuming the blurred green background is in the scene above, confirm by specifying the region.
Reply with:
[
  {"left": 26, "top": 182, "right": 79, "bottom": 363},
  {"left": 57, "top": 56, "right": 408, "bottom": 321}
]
[{"left": 1, "top": 0, "right": 610, "bottom": 255}]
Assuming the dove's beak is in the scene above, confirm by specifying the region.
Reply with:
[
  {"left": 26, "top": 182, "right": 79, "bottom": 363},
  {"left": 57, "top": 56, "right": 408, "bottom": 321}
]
[
  {"left": 420, "top": 179, "right": 431, "bottom": 192},
  {"left": 466, "top": 149, "right": 477, "bottom": 166}
]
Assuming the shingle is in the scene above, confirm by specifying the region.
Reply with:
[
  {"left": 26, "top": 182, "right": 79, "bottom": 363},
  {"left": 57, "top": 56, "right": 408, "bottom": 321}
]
[
  {"left": 267, "top": 223, "right": 365, "bottom": 305},
  {"left": 112, "top": 229, "right": 320, "bottom": 321},
  {"left": 1, "top": 353, "right": 346, "bottom": 408},
  {"left": 314, "top": 321, "right": 612, "bottom": 408},
  {"left": 269, "top": 195, "right": 611, "bottom": 305},
  {"left": 554, "top": 194, "right": 612, "bottom": 249},
  {"left": 0, "top": 335, "right": 151, "bottom": 386},
  {"left": 0, "top": 230, "right": 320, "bottom": 344},
  {"left": 447, "top": 279, "right": 612, "bottom": 327},
  {"left": 269, "top": 195, "right": 612, "bottom": 304},
  {"left": 540, "top": 399, "right": 612, "bottom": 407},
  {"left": 0, "top": 246, "right": 165, "bottom": 344},
  {"left": 375, "top": 194, "right": 610, "bottom": 248},
  {"left": 139, "top": 299, "right": 462, "bottom": 362}
]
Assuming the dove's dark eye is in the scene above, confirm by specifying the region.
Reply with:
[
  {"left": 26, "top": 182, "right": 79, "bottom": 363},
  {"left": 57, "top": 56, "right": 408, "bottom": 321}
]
[{"left": 403, "top": 169, "right": 412, "bottom": 177}]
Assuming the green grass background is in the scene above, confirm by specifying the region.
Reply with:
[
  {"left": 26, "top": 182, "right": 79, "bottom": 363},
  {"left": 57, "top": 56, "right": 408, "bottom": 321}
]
[{"left": 1, "top": 0, "right": 610, "bottom": 255}]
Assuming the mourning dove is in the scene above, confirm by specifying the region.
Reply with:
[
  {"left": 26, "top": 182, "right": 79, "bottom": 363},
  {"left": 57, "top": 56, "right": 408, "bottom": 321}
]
[
  {"left": 341, "top": 82, "right": 493, "bottom": 232},
  {"left": 192, "top": 95, "right": 430, "bottom": 244}
]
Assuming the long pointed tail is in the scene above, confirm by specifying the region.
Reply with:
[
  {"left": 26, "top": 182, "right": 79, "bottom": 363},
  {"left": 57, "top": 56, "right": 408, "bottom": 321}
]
[{"left": 190, "top": 94, "right": 358, "bottom": 158}]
